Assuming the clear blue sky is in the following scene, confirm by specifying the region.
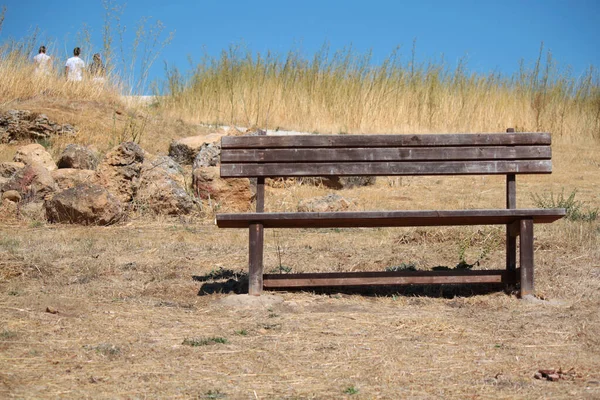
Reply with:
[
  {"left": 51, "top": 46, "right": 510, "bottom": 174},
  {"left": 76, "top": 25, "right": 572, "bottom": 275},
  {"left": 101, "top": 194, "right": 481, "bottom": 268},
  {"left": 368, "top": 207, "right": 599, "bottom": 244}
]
[{"left": 1, "top": 0, "right": 598, "bottom": 91}]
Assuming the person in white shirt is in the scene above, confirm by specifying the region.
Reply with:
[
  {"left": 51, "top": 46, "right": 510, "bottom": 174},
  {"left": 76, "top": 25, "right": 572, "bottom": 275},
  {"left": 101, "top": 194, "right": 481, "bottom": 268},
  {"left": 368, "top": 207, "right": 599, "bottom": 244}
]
[
  {"left": 33, "top": 45, "right": 51, "bottom": 76},
  {"left": 65, "top": 47, "right": 85, "bottom": 82}
]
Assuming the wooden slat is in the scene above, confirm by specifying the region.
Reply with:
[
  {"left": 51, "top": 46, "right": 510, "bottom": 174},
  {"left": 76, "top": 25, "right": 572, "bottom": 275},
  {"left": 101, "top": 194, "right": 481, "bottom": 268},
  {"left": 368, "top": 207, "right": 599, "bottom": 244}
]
[
  {"left": 221, "top": 146, "right": 551, "bottom": 163},
  {"left": 221, "top": 133, "right": 551, "bottom": 149},
  {"left": 263, "top": 270, "right": 510, "bottom": 288},
  {"left": 216, "top": 208, "right": 566, "bottom": 229},
  {"left": 220, "top": 160, "right": 553, "bottom": 177}
]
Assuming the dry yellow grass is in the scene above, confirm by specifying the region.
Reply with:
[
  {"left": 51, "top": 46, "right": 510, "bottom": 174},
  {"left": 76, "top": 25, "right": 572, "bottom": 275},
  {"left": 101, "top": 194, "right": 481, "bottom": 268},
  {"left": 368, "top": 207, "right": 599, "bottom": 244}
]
[
  {"left": 160, "top": 46, "right": 600, "bottom": 145},
  {"left": 1, "top": 141, "right": 599, "bottom": 398}
]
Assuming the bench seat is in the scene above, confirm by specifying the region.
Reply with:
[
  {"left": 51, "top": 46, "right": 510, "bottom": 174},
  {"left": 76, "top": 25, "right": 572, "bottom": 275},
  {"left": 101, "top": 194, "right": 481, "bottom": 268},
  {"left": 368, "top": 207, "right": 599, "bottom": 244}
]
[{"left": 216, "top": 208, "right": 566, "bottom": 229}]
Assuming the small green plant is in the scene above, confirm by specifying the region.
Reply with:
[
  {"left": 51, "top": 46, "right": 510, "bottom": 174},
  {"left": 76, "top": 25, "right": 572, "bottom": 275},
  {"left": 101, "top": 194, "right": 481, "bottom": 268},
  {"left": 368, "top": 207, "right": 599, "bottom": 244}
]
[
  {"left": 84, "top": 343, "right": 121, "bottom": 356},
  {"left": 202, "top": 390, "right": 225, "bottom": 399},
  {"left": 1, "top": 330, "right": 17, "bottom": 339},
  {"left": 29, "top": 220, "right": 44, "bottom": 228},
  {"left": 344, "top": 385, "right": 359, "bottom": 395},
  {"left": 386, "top": 262, "right": 417, "bottom": 272},
  {"left": 8, "top": 290, "right": 19, "bottom": 296},
  {"left": 235, "top": 329, "right": 248, "bottom": 336},
  {"left": 182, "top": 337, "right": 228, "bottom": 347},
  {"left": 532, "top": 189, "right": 598, "bottom": 222}
]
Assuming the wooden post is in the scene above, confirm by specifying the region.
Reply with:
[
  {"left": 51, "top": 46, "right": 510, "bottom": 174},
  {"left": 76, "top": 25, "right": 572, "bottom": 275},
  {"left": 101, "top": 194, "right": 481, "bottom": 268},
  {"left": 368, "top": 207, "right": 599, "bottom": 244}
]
[
  {"left": 519, "top": 218, "right": 534, "bottom": 297},
  {"left": 248, "top": 223, "right": 264, "bottom": 295},
  {"left": 505, "top": 128, "right": 517, "bottom": 285},
  {"left": 248, "top": 130, "right": 266, "bottom": 296}
]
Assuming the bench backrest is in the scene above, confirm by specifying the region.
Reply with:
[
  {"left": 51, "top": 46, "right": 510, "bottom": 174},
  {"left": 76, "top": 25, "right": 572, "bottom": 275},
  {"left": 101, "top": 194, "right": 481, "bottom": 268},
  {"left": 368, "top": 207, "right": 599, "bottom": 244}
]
[{"left": 220, "top": 133, "right": 552, "bottom": 178}]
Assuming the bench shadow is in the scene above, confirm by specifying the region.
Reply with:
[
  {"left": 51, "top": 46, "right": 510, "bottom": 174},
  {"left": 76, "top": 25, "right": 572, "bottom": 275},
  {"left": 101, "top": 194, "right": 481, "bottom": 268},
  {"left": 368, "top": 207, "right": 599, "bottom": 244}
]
[{"left": 193, "top": 269, "right": 512, "bottom": 298}]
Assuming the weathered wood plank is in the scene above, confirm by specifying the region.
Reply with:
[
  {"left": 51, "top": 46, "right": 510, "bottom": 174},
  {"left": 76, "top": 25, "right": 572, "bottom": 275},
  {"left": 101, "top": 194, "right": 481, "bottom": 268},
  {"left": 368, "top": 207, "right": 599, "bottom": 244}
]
[
  {"left": 221, "top": 133, "right": 551, "bottom": 149},
  {"left": 263, "top": 270, "right": 509, "bottom": 288},
  {"left": 216, "top": 209, "right": 566, "bottom": 229},
  {"left": 520, "top": 218, "right": 534, "bottom": 296},
  {"left": 248, "top": 223, "right": 264, "bottom": 295},
  {"left": 221, "top": 146, "right": 551, "bottom": 163},
  {"left": 220, "top": 160, "right": 553, "bottom": 177}
]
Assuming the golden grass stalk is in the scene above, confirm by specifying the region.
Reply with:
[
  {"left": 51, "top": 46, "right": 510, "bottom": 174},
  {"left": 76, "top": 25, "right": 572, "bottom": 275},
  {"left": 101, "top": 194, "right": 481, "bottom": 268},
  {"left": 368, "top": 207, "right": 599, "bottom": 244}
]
[{"left": 160, "top": 44, "right": 600, "bottom": 144}]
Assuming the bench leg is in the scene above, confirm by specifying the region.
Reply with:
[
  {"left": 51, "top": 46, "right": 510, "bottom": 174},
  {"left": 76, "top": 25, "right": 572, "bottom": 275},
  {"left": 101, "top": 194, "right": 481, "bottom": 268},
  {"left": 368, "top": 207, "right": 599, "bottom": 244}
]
[
  {"left": 249, "top": 223, "right": 264, "bottom": 296},
  {"left": 519, "top": 218, "right": 534, "bottom": 297}
]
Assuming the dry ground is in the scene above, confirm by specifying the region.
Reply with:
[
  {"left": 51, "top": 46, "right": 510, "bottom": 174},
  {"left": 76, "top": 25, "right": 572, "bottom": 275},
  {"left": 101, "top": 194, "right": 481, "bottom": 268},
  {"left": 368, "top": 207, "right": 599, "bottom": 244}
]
[{"left": 1, "top": 100, "right": 600, "bottom": 398}]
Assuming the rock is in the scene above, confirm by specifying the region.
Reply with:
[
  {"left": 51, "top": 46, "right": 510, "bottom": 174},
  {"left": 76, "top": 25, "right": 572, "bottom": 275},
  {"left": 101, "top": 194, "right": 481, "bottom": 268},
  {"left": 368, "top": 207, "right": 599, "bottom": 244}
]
[
  {"left": 137, "top": 158, "right": 195, "bottom": 215},
  {"left": 96, "top": 142, "right": 144, "bottom": 203},
  {"left": 297, "top": 193, "right": 354, "bottom": 212},
  {"left": 51, "top": 168, "right": 96, "bottom": 190},
  {"left": 192, "top": 166, "right": 252, "bottom": 211},
  {"left": 57, "top": 144, "right": 99, "bottom": 170},
  {"left": 0, "top": 199, "right": 18, "bottom": 220},
  {"left": 45, "top": 183, "right": 123, "bottom": 225},
  {"left": 2, "top": 190, "right": 21, "bottom": 202},
  {"left": 0, "top": 110, "right": 77, "bottom": 143},
  {"left": 169, "top": 133, "right": 223, "bottom": 164},
  {"left": 142, "top": 155, "right": 186, "bottom": 186},
  {"left": 19, "top": 201, "right": 45, "bottom": 220},
  {"left": 13, "top": 143, "right": 57, "bottom": 171},
  {"left": 321, "top": 176, "right": 377, "bottom": 189},
  {"left": 0, "top": 162, "right": 25, "bottom": 178},
  {"left": 192, "top": 142, "right": 221, "bottom": 169},
  {"left": 1, "top": 162, "right": 58, "bottom": 202},
  {"left": 0, "top": 177, "right": 8, "bottom": 188}
]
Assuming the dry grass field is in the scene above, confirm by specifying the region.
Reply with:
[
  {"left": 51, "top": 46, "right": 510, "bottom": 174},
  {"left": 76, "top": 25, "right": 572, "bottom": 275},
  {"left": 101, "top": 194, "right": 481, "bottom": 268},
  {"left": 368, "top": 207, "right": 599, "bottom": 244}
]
[
  {"left": 1, "top": 135, "right": 599, "bottom": 398},
  {"left": 1, "top": 38, "right": 600, "bottom": 398}
]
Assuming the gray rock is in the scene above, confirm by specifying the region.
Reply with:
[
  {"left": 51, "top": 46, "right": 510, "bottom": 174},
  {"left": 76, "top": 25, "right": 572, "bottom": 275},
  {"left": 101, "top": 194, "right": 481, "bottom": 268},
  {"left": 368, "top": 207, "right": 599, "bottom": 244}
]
[
  {"left": 96, "top": 142, "right": 145, "bottom": 203},
  {"left": 297, "top": 193, "right": 354, "bottom": 212},
  {"left": 57, "top": 144, "right": 99, "bottom": 170},
  {"left": 192, "top": 143, "right": 221, "bottom": 169},
  {"left": 0, "top": 110, "right": 77, "bottom": 143}
]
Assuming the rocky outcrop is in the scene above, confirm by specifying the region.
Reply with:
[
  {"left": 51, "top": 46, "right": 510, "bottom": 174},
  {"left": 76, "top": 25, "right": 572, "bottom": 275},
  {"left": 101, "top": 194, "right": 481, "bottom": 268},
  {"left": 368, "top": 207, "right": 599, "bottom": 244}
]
[
  {"left": 51, "top": 168, "right": 96, "bottom": 190},
  {"left": 169, "top": 133, "right": 223, "bottom": 164},
  {"left": 1, "top": 162, "right": 57, "bottom": 202},
  {"left": 45, "top": 183, "right": 123, "bottom": 225},
  {"left": 192, "top": 166, "right": 252, "bottom": 211},
  {"left": 57, "top": 144, "right": 99, "bottom": 170},
  {"left": 0, "top": 110, "right": 77, "bottom": 143},
  {"left": 0, "top": 162, "right": 24, "bottom": 178},
  {"left": 137, "top": 156, "right": 195, "bottom": 215},
  {"left": 96, "top": 142, "right": 144, "bottom": 203},
  {"left": 192, "top": 142, "right": 221, "bottom": 169},
  {"left": 13, "top": 143, "right": 57, "bottom": 171},
  {"left": 297, "top": 193, "right": 354, "bottom": 212}
]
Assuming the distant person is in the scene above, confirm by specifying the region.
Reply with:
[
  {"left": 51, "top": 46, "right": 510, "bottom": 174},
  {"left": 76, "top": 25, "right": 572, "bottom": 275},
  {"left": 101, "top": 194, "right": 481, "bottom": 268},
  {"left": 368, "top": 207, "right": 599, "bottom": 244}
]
[
  {"left": 65, "top": 47, "right": 85, "bottom": 82},
  {"left": 89, "top": 53, "right": 106, "bottom": 83},
  {"left": 33, "top": 45, "right": 51, "bottom": 75}
]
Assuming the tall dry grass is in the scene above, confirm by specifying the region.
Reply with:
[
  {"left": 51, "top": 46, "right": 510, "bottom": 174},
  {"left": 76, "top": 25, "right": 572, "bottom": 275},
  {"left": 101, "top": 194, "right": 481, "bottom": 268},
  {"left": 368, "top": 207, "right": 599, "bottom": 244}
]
[{"left": 160, "top": 44, "right": 600, "bottom": 143}]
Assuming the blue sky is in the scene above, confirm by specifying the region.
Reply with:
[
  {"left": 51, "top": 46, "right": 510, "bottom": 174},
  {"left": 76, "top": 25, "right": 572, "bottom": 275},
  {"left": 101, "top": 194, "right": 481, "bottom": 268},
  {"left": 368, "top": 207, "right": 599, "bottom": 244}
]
[{"left": 1, "top": 0, "right": 599, "bottom": 91}]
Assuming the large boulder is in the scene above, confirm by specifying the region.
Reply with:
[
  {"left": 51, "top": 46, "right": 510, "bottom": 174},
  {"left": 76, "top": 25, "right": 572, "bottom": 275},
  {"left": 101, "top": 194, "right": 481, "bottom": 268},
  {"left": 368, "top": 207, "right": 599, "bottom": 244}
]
[
  {"left": 1, "top": 162, "right": 58, "bottom": 202},
  {"left": 0, "top": 162, "right": 25, "bottom": 178},
  {"left": 169, "top": 133, "right": 223, "bottom": 165},
  {"left": 96, "top": 142, "right": 144, "bottom": 203},
  {"left": 192, "top": 166, "right": 252, "bottom": 211},
  {"left": 51, "top": 168, "right": 96, "bottom": 190},
  {"left": 45, "top": 183, "right": 123, "bottom": 225},
  {"left": 13, "top": 143, "right": 57, "bottom": 171},
  {"left": 137, "top": 156, "right": 195, "bottom": 215},
  {"left": 57, "top": 144, "right": 99, "bottom": 170},
  {"left": 0, "top": 110, "right": 77, "bottom": 143},
  {"left": 297, "top": 193, "right": 354, "bottom": 212}
]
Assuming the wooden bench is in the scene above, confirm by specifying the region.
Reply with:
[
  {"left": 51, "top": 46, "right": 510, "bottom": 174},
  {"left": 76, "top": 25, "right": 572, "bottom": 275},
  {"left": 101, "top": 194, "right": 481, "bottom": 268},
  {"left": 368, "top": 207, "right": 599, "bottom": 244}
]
[{"left": 216, "top": 130, "right": 566, "bottom": 297}]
